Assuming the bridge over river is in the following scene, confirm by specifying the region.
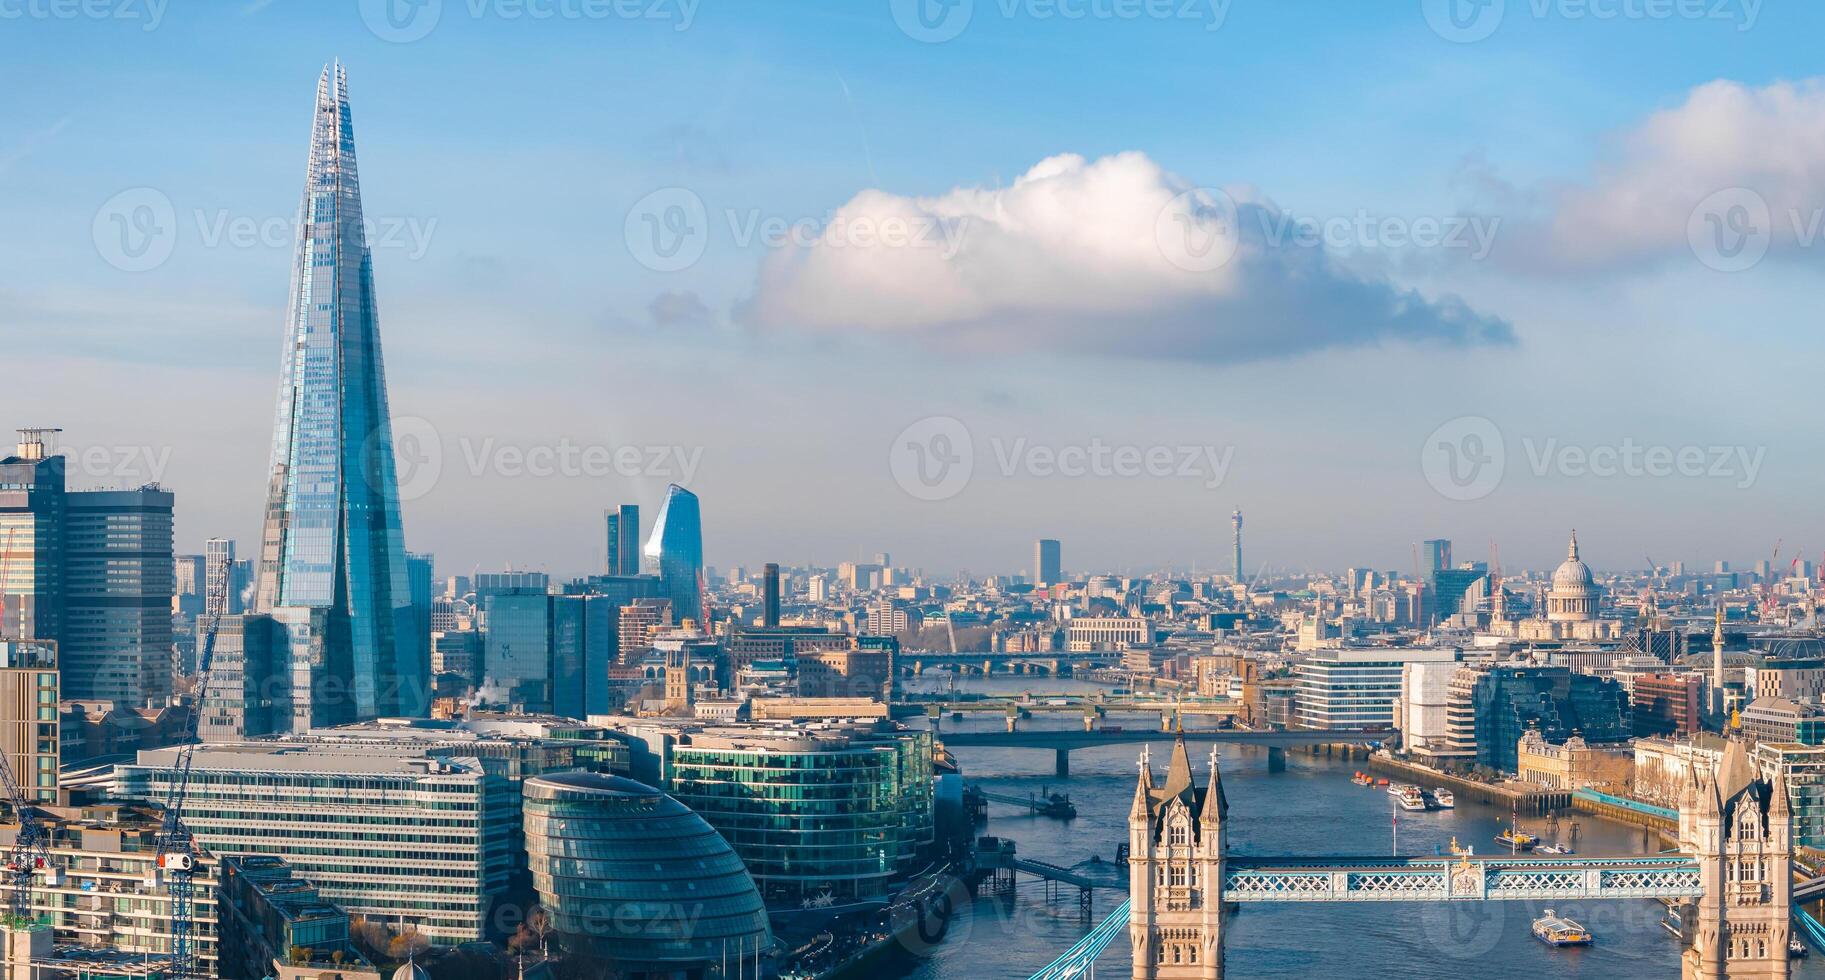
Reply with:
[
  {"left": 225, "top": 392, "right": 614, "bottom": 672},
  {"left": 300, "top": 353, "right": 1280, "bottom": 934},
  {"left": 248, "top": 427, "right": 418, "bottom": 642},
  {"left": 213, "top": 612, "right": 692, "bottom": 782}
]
[{"left": 937, "top": 727, "right": 1385, "bottom": 777}]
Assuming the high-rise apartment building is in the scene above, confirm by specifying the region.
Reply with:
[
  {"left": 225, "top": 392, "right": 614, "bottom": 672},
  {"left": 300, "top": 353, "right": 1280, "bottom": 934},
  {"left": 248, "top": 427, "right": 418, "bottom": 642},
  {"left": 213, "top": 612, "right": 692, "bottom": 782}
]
[
  {"left": 0, "top": 640, "right": 59, "bottom": 803},
  {"left": 604, "top": 503, "right": 640, "bottom": 576},
  {"left": 1034, "top": 538, "right": 1061, "bottom": 587},
  {"left": 63, "top": 486, "right": 173, "bottom": 707},
  {"left": 204, "top": 537, "right": 238, "bottom": 616},
  {"left": 254, "top": 64, "right": 419, "bottom": 726},
  {"left": 645, "top": 484, "right": 703, "bottom": 624},
  {"left": 173, "top": 553, "right": 205, "bottom": 615}
]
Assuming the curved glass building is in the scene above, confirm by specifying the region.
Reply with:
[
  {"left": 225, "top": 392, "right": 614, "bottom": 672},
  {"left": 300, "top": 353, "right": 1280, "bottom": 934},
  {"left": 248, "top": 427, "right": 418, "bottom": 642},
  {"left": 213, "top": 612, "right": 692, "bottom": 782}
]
[
  {"left": 522, "top": 772, "right": 768, "bottom": 974},
  {"left": 666, "top": 727, "right": 934, "bottom": 905},
  {"left": 643, "top": 484, "right": 703, "bottom": 625}
]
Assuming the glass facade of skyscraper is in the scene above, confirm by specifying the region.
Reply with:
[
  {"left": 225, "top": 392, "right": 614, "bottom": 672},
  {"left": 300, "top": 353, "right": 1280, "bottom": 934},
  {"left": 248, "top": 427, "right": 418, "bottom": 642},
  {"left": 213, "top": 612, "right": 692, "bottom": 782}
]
[
  {"left": 644, "top": 484, "right": 703, "bottom": 624},
  {"left": 666, "top": 726, "right": 934, "bottom": 905},
  {"left": 254, "top": 63, "right": 420, "bottom": 725}
]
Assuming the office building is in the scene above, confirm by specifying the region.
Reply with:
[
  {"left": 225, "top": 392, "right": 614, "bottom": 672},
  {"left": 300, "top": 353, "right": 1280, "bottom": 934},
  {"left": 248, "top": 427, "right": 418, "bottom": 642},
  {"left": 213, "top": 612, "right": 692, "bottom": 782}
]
[
  {"left": 0, "top": 430, "right": 64, "bottom": 643},
  {"left": 1632, "top": 672, "right": 1704, "bottom": 737},
  {"left": 762, "top": 562, "right": 780, "bottom": 627},
  {"left": 1034, "top": 538, "right": 1061, "bottom": 587},
  {"left": 432, "top": 629, "right": 482, "bottom": 686},
  {"left": 644, "top": 484, "right": 703, "bottom": 624},
  {"left": 63, "top": 486, "right": 173, "bottom": 707},
  {"left": 482, "top": 591, "right": 617, "bottom": 717},
  {"left": 118, "top": 743, "right": 515, "bottom": 945},
  {"left": 1743, "top": 698, "right": 1825, "bottom": 746},
  {"left": 254, "top": 64, "right": 419, "bottom": 726},
  {"left": 1753, "top": 741, "right": 1825, "bottom": 850},
  {"left": 218, "top": 855, "right": 379, "bottom": 980},
  {"left": 1743, "top": 656, "right": 1825, "bottom": 704},
  {"left": 1470, "top": 665, "right": 1629, "bottom": 772},
  {"left": 1065, "top": 617, "right": 1152, "bottom": 652},
  {"left": 658, "top": 723, "right": 934, "bottom": 905},
  {"left": 617, "top": 598, "right": 672, "bottom": 661},
  {"left": 1295, "top": 648, "right": 1461, "bottom": 730},
  {"left": 1422, "top": 538, "right": 1452, "bottom": 573},
  {"left": 604, "top": 503, "right": 640, "bottom": 577},
  {"left": 1431, "top": 564, "right": 1488, "bottom": 621},
  {"left": 0, "top": 640, "right": 59, "bottom": 802},
  {"left": 404, "top": 552, "right": 435, "bottom": 706},
  {"left": 0, "top": 803, "right": 220, "bottom": 973},
  {"left": 522, "top": 772, "right": 769, "bottom": 973},
  {"left": 1398, "top": 658, "right": 1463, "bottom": 763},
  {"left": 473, "top": 571, "right": 549, "bottom": 614},
  {"left": 199, "top": 615, "right": 289, "bottom": 743}
]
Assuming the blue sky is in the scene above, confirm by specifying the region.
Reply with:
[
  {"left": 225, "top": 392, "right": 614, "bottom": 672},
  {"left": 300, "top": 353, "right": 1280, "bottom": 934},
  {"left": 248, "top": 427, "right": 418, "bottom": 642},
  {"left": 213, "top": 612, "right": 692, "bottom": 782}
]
[{"left": 4, "top": 0, "right": 1823, "bottom": 580}]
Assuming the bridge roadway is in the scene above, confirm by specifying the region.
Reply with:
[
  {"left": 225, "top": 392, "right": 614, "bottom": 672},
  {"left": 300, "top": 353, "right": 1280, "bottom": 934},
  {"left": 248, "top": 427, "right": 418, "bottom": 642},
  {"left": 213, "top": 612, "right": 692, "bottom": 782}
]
[
  {"left": 939, "top": 726, "right": 1383, "bottom": 776},
  {"left": 937, "top": 728, "right": 1383, "bottom": 750},
  {"left": 1223, "top": 854, "right": 1702, "bottom": 902},
  {"left": 1025, "top": 854, "right": 1703, "bottom": 980}
]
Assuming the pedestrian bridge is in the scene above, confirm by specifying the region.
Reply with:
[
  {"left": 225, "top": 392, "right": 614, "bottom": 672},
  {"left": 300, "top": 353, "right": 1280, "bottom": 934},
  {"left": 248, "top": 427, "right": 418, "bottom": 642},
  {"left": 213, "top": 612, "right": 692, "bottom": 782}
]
[{"left": 1223, "top": 854, "right": 1702, "bottom": 902}]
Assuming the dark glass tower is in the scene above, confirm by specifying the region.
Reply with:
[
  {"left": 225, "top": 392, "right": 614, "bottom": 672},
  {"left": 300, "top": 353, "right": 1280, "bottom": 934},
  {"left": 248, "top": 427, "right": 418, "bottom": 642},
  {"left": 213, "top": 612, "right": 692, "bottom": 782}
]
[
  {"left": 255, "top": 63, "right": 422, "bottom": 724},
  {"left": 644, "top": 484, "right": 703, "bottom": 625}
]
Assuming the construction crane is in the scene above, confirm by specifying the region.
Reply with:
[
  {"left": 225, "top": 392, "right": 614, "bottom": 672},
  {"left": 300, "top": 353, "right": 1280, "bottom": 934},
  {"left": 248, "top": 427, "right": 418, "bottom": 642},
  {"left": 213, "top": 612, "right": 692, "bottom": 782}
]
[
  {"left": 150, "top": 576, "right": 227, "bottom": 977},
  {"left": 0, "top": 527, "right": 58, "bottom": 928},
  {"left": 1762, "top": 538, "right": 1785, "bottom": 619}
]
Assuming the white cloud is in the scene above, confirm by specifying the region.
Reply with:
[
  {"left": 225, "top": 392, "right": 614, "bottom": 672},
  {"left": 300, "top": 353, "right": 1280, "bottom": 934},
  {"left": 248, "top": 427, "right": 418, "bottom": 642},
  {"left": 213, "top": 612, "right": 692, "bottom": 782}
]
[
  {"left": 1482, "top": 78, "right": 1825, "bottom": 271},
  {"left": 738, "top": 151, "right": 1512, "bottom": 362}
]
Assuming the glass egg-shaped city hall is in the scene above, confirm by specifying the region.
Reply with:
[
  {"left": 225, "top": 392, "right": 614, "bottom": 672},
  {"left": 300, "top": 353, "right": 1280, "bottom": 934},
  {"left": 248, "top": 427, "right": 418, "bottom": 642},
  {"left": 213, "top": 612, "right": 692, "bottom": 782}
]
[{"left": 523, "top": 772, "right": 770, "bottom": 977}]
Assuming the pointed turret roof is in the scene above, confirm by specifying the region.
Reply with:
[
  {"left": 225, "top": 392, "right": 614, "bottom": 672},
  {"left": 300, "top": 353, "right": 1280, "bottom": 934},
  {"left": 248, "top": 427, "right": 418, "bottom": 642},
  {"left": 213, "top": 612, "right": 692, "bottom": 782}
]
[
  {"left": 1157, "top": 735, "right": 1197, "bottom": 810},
  {"left": 1715, "top": 738, "right": 1757, "bottom": 807},
  {"left": 1200, "top": 746, "right": 1228, "bottom": 823},
  {"left": 1131, "top": 747, "right": 1154, "bottom": 818}
]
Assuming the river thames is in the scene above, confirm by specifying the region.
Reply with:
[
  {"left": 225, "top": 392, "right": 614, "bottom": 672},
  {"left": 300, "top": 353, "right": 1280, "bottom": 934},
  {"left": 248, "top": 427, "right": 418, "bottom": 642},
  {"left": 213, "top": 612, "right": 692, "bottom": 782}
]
[{"left": 885, "top": 676, "right": 1825, "bottom": 980}]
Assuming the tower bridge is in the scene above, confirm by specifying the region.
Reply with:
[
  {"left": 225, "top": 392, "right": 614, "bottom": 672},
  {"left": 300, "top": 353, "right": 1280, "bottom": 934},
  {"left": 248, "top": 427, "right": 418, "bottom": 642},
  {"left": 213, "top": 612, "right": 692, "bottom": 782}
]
[{"left": 1021, "top": 735, "right": 1795, "bottom": 980}]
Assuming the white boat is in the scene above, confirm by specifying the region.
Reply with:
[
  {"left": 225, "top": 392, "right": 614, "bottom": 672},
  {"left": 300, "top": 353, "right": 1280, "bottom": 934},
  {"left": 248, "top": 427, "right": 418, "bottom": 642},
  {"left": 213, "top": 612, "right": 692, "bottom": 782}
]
[
  {"left": 1386, "top": 782, "right": 1414, "bottom": 797},
  {"left": 1533, "top": 910, "right": 1593, "bottom": 947},
  {"left": 1396, "top": 786, "right": 1429, "bottom": 811},
  {"left": 1430, "top": 788, "right": 1455, "bottom": 809}
]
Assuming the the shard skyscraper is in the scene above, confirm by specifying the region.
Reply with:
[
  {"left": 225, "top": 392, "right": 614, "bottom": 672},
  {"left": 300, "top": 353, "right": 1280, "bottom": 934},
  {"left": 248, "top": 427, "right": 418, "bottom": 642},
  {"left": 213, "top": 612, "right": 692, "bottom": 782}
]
[{"left": 255, "top": 63, "right": 425, "bottom": 726}]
